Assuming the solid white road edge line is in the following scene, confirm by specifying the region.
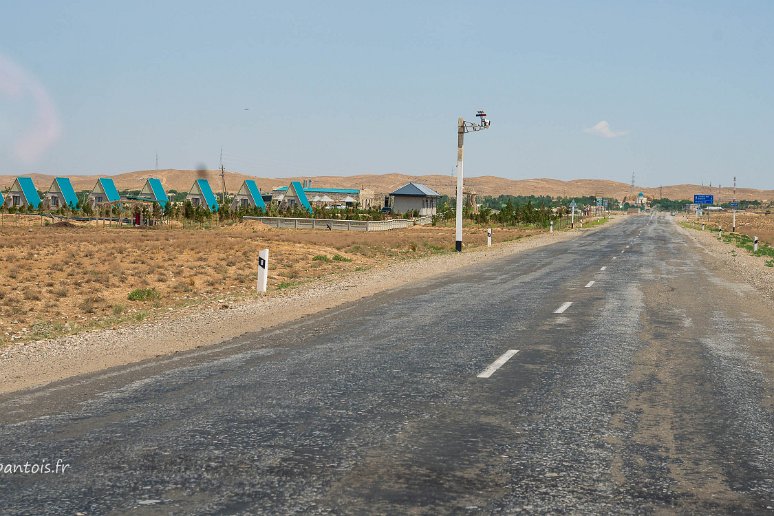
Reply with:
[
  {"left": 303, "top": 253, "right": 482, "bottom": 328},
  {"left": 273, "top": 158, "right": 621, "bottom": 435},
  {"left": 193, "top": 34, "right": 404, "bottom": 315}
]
[
  {"left": 554, "top": 301, "right": 573, "bottom": 314},
  {"left": 585, "top": 281, "right": 595, "bottom": 288},
  {"left": 477, "top": 350, "right": 520, "bottom": 379}
]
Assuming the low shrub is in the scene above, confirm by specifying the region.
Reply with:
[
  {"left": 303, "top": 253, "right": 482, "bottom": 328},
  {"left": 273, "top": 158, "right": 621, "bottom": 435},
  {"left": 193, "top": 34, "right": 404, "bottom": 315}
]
[{"left": 128, "top": 288, "right": 160, "bottom": 301}]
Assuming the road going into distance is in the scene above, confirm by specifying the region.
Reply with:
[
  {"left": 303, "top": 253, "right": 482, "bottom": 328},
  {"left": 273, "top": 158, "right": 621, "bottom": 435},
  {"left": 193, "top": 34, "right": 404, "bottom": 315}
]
[{"left": 2, "top": 215, "right": 773, "bottom": 514}]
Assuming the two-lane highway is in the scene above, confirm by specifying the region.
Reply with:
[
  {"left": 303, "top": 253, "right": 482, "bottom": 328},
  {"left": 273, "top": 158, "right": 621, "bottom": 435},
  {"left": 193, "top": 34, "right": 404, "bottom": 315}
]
[{"left": 1, "top": 215, "right": 773, "bottom": 514}]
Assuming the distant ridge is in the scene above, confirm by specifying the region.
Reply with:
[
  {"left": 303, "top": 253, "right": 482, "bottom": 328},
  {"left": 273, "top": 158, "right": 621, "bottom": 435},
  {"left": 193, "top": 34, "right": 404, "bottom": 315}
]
[{"left": 1, "top": 170, "right": 772, "bottom": 202}]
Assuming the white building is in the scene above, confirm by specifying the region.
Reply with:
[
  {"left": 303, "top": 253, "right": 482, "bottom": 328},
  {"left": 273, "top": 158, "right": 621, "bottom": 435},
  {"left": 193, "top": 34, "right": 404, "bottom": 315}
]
[{"left": 389, "top": 182, "right": 441, "bottom": 216}]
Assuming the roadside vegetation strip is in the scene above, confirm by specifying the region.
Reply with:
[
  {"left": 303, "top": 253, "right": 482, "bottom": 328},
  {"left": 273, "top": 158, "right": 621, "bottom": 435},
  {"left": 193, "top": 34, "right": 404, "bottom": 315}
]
[
  {"left": 579, "top": 216, "right": 611, "bottom": 229},
  {"left": 477, "top": 350, "right": 520, "bottom": 379},
  {"left": 679, "top": 220, "right": 774, "bottom": 260}
]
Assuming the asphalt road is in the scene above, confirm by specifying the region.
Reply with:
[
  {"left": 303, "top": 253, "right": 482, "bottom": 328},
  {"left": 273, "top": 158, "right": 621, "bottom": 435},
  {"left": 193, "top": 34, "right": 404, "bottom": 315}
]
[{"left": 2, "top": 215, "right": 773, "bottom": 514}]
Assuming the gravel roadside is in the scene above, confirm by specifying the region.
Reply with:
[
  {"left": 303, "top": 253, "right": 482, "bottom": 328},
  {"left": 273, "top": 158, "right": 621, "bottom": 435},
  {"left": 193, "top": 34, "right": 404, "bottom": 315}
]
[
  {"left": 674, "top": 216, "right": 774, "bottom": 302},
  {"left": 1, "top": 220, "right": 623, "bottom": 394}
]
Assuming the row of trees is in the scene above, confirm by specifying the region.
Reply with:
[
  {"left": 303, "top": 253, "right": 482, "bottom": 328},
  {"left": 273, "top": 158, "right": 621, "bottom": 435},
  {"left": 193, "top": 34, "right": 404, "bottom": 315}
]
[{"left": 433, "top": 194, "right": 618, "bottom": 227}]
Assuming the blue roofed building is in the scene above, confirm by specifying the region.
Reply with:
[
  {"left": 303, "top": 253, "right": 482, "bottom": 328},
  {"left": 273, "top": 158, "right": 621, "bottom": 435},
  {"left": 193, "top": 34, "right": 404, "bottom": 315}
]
[
  {"left": 186, "top": 178, "right": 219, "bottom": 212},
  {"left": 4, "top": 177, "right": 42, "bottom": 209},
  {"left": 275, "top": 181, "right": 313, "bottom": 213},
  {"left": 88, "top": 177, "right": 121, "bottom": 207},
  {"left": 231, "top": 179, "right": 266, "bottom": 212},
  {"left": 45, "top": 177, "right": 80, "bottom": 209},
  {"left": 138, "top": 178, "right": 169, "bottom": 209},
  {"left": 271, "top": 179, "right": 374, "bottom": 209}
]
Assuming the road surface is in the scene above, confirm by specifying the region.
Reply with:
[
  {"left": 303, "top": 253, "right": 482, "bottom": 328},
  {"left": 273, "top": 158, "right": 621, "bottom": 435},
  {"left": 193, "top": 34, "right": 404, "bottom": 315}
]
[{"left": 1, "top": 215, "right": 773, "bottom": 514}]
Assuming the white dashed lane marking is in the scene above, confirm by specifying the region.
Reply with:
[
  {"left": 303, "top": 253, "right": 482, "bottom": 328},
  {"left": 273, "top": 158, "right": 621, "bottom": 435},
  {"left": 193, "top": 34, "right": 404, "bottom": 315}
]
[
  {"left": 600, "top": 266, "right": 607, "bottom": 271},
  {"left": 585, "top": 281, "right": 595, "bottom": 288},
  {"left": 554, "top": 302, "right": 573, "bottom": 314},
  {"left": 477, "top": 350, "right": 519, "bottom": 378}
]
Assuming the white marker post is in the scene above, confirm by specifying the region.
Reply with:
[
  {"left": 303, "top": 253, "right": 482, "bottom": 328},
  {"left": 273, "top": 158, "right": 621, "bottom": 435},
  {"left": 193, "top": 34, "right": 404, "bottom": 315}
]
[
  {"left": 754, "top": 236, "right": 759, "bottom": 253},
  {"left": 550, "top": 221, "right": 554, "bottom": 234},
  {"left": 719, "top": 226, "right": 722, "bottom": 240},
  {"left": 257, "top": 248, "right": 269, "bottom": 293},
  {"left": 487, "top": 228, "right": 492, "bottom": 247}
]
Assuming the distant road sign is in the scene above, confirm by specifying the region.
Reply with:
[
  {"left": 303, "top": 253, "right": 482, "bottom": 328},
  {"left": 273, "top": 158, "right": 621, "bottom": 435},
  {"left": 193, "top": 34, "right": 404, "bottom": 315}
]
[
  {"left": 694, "top": 194, "right": 714, "bottom": 205},
  {"left": 729, "top": 202, "right": 739, "bottom": 207}
]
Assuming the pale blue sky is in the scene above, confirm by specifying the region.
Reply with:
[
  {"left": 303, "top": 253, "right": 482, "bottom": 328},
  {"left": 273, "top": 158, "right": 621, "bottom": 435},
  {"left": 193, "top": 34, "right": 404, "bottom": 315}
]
[{"left": 1, "top": 1, "right": 772, "bottom": 188}]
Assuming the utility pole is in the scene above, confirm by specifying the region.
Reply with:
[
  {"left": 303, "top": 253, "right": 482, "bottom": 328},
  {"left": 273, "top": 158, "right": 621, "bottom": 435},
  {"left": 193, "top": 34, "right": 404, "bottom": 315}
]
[
  {"left": 455, "top": 111, "right": 491, "bottom": 252},
  {"left": 733, "top": 176, "right": 737, "bottom": 232},
  {"left": 219, "top": 147, "right": 227, "bottom": 205}
]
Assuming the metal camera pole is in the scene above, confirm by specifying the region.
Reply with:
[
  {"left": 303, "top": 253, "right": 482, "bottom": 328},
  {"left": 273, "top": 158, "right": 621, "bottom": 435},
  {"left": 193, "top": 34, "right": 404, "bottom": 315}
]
[{"left": 455, "top": 110, "right": 491, "bottom": 252}]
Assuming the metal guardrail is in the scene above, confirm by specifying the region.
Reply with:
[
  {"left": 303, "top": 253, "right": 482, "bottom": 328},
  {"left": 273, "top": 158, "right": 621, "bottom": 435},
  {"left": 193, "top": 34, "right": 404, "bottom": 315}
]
[{"left": 243, "top": 215, "right": 433, "bottom": 232}]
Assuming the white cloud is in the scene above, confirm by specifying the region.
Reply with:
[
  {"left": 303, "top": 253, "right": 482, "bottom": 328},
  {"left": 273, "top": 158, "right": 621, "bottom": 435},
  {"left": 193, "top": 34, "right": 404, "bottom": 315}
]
[
  {"left": 0, "top": 54, "right": 61, "bottom": 164},
  {"left": 584, "top": 120, "right": 628, "bottom": 139}
]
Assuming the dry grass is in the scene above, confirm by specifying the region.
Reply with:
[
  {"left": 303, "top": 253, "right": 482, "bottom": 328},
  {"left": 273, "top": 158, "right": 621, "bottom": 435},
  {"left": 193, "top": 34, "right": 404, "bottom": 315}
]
[
  {"left": 688, "top": 211, "right": 774, "bottom": 245},
  {"left": 0, "top": 218, "right": 538, "bottom": 345}
]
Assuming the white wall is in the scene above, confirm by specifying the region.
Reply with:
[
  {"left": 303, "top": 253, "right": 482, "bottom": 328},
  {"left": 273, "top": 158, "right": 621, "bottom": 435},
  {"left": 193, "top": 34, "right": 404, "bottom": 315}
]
[{"left": 392, "top": 196, "right": 437, "bottom": 216}]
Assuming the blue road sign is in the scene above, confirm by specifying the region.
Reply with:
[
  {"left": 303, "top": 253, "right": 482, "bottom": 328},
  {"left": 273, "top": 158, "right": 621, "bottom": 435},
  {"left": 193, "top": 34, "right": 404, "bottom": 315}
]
[
  {"left": 694, "top": 194, "right": 714, "bottom": 205},
  {"left": 729, "top": 202, "right": 739, "bottom": 207}
]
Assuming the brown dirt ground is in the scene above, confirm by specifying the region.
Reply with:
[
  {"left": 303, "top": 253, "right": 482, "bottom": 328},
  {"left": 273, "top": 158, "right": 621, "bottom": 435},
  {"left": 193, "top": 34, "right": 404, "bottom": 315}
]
[{"left": 0, "top": 217, "right": 539, "bottom": 346}]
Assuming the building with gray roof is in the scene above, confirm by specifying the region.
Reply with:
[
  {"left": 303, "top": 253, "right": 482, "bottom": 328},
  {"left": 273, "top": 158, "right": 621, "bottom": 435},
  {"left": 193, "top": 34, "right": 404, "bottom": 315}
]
[{"left": 389, "top": 182, "right": 441, "bottom": 216}]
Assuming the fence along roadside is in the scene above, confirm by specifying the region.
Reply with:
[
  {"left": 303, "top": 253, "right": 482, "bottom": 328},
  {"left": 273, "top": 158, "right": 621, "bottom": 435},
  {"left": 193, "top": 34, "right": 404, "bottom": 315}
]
[{"left": 243, "top": 216, "right": 432, "bottom": 232}]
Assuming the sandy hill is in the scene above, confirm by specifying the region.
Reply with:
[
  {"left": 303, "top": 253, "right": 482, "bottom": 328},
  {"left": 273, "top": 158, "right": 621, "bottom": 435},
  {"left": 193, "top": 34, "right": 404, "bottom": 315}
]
[{"left": 1, "top": 170, "right": 772, "bottom": 202}]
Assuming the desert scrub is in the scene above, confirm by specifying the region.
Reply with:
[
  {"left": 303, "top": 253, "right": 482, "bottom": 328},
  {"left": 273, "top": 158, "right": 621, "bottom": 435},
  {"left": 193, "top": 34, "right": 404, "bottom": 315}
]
[
  {"left": 127, "top": 288, "right": 161, "bottom": 301},
  {"left": 79, "top": 295, "right": 105, "bottom": 314},
  {"left": 332, "top": 254, "right": 352, "bottom": 262},
  {"left": 312, "top": 255, "right": 330, "bottom": 262},
  {"left": 173, "top": 280, "right": 193, "bottom": 293}
]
